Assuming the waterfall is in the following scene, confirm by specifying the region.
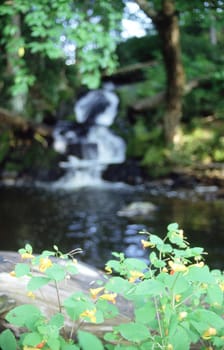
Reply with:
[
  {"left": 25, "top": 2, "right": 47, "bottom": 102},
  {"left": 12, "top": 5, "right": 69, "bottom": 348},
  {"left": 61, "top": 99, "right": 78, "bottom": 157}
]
[{"left": 52, "top": 84, "right": 126, "bottom": 188}]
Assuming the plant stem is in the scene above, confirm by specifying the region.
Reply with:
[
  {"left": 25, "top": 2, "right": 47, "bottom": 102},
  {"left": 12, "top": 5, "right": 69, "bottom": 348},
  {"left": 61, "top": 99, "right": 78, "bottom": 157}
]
[
  {"left": 153, "top": 295, "right": 164, "bottom": 341},
  {"left": 54, "top": 280, "right": 62, "bottom": 313}
]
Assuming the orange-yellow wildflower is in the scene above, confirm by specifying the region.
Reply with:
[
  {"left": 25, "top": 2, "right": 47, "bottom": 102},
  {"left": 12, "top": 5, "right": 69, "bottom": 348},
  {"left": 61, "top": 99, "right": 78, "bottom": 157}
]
[
  {"left": 175, "top": 294, "right": 182, "bottom": 303},
  {"left": 27, "top": 291, "right": 35, "bottom": 299},
  {"left": 141, "top": 239, "right": 155, "bottom": 249},
  {"left": 23, "top": 341, "right": 47, "bottom": 350},
  {"left": 189, "top": 261, "right": 204, "bottom": 268},
  {"left": 9, "top": 270, "right": 16, "bottom": 277},
  {"left": 100, "top": 293, "right": 117, "bottom": 304},
  {"left": 166, "top": 344, "right": 173, "bottom": 350},
  {"left": 90, "top": 287, "right": 105, "bottom": 300},
  {"left": 178, "top": 229, "right": 184, "bottom": 239},
  {"left": 105, "top": 265, "right": 112, "bottom": 274},
  {"left": 168, "top": 260, "right": 188, "bottom": 273},
  {"left": 202, "top": 327, "right": 217, "bottom": 340},
  {"left": 129, "top": 270, "right": 145, "bottom": 283},
  {"left": 39, "top": 257, "right": 52, "bottom": 272},
  {"left": 80, "top": 308, "right": 97, "bottom": 323},
  {"left": 179, "top": 311, "right": 188, "bottom": 320},
  {"left": 21, "top": 252, "right": 34, "bottom": 260},
  {"left": 18, "top": 47, "right": 25, "bottom": 57},
  {"left": 219, "top": 281, "right": 224, "bottom": 292}
]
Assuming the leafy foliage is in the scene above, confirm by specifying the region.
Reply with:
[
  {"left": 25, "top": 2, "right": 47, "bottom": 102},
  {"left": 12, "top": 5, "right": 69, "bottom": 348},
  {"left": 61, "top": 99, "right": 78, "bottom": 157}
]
[{"left": 3, "top": 223, "right": 224, "bottom": 350}]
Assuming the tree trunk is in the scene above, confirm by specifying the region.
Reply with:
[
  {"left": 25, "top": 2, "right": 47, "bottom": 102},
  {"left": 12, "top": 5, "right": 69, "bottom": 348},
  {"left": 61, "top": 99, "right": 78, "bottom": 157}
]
[
  {"left": 135, "top": 0, "right": 185, "bottom": 145},
  {"left": 154, "top": 0, "right": 185, "bottom": 144},
  {"left": 6, "top": 14, "right": 27, "bottom": 113}
]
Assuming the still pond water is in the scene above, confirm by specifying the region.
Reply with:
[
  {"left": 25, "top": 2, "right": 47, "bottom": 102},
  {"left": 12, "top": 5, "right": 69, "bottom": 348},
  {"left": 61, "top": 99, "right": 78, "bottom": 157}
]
[{"left": 0, "top": 184, "right": 223, "bottom": 269}]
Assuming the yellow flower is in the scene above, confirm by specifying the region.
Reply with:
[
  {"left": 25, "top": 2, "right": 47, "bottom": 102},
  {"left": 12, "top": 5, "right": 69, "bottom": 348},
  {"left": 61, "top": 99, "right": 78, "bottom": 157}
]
[
  {"left": 168, "top": 260, "right": 188, "bottom": 273},
  {"left": 39, "top": 257, "right": 52, "bottom": 272},
  {"left": 202, "top": 327, "right": 217, "bottom": 340},
  {"left": 129, "top": 270, "right": 144, "bottom": 283},
  {"left": 141, "top": 239, "right": 155, "bottom": 249},
  {"left": 80, "top": 308, "right": 97, "bottom": 323},
  {"left": 90, "top": 287, "right": 105, "bottom": 300},
  {"left": 219, "top": 281, "right": 224, "bottom": 292},
  {"left": 23, "top": 342, "right": 47, "bottom": 350},
  {"left": 9, "top": 270, "right": 16, "bottom": 277},
  {"left": 189, "top": 261, "right": 204, "bottom": 268},
  {"left": 105, "top": 265, "right": 112, "bottom": 274},
  {"left": 175, "top": 294, "right": 182, "bottom": 303},
  {"left": 100, "top": 293, "right": 117, "bottom": 304},
  {"left": 166, "top": 344, "right": 173, "bottom": 350},
  {"left": 27, "top": 291, "right": 35, "bottom": 299},
  {"left": 179, "top": 311, "right": 187, "bottom": 320},
  {"left": 178, "top": 229, "right": 184, "bottom": 239},
  {"left": 18, "top": 47, "right": 25, "bottom": 57},
  {"left": 21, "top": 252, "right": 34, "bottom": 260}
]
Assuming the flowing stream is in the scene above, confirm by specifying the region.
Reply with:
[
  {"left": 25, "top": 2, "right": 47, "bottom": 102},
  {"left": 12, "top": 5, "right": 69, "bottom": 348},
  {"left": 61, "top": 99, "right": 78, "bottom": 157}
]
[{"left": 0, "top": 185, "right": 223, "bottom": 269}]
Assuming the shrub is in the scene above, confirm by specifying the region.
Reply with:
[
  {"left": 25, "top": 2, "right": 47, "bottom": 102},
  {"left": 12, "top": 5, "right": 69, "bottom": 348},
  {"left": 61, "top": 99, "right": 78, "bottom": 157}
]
[{"left": 0, "top": 223, "right": 223, "bottom": 350}]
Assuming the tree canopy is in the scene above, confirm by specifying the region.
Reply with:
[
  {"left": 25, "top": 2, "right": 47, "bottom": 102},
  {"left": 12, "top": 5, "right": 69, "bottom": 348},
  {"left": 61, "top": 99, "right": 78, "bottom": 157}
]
[{"left": 1, "top": 0, "right": 224, "bottom": 178}]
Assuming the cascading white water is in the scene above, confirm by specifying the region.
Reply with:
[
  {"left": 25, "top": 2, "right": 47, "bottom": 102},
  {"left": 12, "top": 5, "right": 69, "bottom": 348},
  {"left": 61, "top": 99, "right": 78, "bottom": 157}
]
[{"left": 52, "top": 84, "right": 126, "bottom": 188}]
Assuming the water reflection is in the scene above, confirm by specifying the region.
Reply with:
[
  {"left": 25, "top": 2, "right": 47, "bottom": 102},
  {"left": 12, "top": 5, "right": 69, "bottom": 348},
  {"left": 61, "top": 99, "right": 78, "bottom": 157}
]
[{"left": 0, "top": 186, "right": 223, "bottom": 269}]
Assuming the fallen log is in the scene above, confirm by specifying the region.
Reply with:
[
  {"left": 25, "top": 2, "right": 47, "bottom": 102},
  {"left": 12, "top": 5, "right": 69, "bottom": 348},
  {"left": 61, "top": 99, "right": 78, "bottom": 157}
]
[
  {"left": 0, "top": 251, "right": 131, "bottom": 338},
  {"left": 0, "top": 107, "right": 52, "bottom": 137}
]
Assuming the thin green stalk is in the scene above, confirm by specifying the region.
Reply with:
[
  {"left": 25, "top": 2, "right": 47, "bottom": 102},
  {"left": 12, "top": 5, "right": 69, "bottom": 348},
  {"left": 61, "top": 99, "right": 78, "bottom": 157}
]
[{"left": 153, "top": 295, "right": 164, "bottom": 342}]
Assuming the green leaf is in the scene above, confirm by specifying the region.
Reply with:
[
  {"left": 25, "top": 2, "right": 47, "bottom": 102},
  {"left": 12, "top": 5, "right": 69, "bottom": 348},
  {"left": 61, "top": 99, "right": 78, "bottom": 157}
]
[
  {"left": 134, "top": 279, "right": 165, "bottom": 296},
  {"left": 167, "top": 223, "right": 179, "bottom": 231},
  {"left": 149, "top": 234, "right": 163, "bottom": 245},
  {"left": 116, "top": 322, "right": 150, "bottom": 343},
  {"left": 47, "top": 337, "right": 60, "bottom": 350},
  {"left": 124, "top": 258, "right": 148, "bottom": 272},
  {"left": 186, "top": 265, "right": 215, "bottom": 284},
  {"left": 28, "top": 276, "right": 51, "bottom": 291},
  {"left": 23, "top": 332, "right": 42, "bottom": 347},
  {"left": 25, "top": 243, "right": 33, "bottom": 253},
  {"left": 0, "top": 329, "right": 17, "bottom": 350},
  {"left": 157, "top": 243, "right": 173, "bottom": 253},
  {"left": 78, "top": 330, "right": 104, "bottom": 350},
  {"left": 44, "top": 264, "right": 66, "bottom": 281},
  {"left": 191, "top": 309, "right": 224, "bottom": 330},
  {"left": 61, "top": 344, "right": 80, "bottom": 350},
  {"left": 6, "top": 304, "right": 42, "bottom": 328},
  {"left": 63, "top": 294, "right": 94, "bottom": 321},
  {"left": 49, "top": 313, "right": 64, "bottom": 328},
  {"left": 149, "top": 251, "right": 166, "bottom": 268},
  {"left": 169, "top": 326, "right": 191, "bottom": 350},
  {"left": 15, "top": 263, "right": 30, "bottom": 277},
  {"left": 96, "top": 299, "right": 118, "bottom": 319},
  {"left": 135, "top": 301, "right": 157, "bottom": 326},
  {"left": 105, "top": 277, "right": 131, "bottom": 294},
  {"left": 207, "top": 284, "right": 223, "bottom": 306}
]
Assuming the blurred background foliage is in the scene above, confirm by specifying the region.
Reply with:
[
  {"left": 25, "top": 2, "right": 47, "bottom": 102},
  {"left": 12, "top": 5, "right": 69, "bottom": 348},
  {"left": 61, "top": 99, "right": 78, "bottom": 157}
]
[{"left": 1, "top": 0, "right": 224, "bottom": 179}]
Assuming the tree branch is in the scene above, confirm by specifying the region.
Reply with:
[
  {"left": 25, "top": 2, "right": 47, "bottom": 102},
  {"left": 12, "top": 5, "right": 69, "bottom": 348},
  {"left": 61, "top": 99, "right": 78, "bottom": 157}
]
[
  {"left": 0, "top": 107, "right": 52, "bottom": 137},
  {"left": 130, "top": 78, "right": 202, "bottom": 112},
  {"left": 134, "top": 0, "right": 157, "bottom": 21}
]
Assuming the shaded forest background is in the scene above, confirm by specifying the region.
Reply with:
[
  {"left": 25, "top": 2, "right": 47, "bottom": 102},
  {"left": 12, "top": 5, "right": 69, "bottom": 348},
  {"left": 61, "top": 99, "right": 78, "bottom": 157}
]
[{"left": 1, "top": 0, "right": 224, "bottom": 182}]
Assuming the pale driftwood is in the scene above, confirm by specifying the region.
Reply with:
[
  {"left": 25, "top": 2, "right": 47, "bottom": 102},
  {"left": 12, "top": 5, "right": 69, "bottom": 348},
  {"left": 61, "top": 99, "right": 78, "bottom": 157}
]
[{"left": 0, "top": 251, "right": 131, "bottom": 337}]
